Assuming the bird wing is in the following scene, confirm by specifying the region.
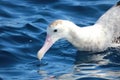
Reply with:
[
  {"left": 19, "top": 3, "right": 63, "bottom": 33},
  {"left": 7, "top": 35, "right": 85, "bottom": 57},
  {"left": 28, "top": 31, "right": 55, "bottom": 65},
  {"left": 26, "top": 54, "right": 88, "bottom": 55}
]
[{"left": 96, "top": 1, "right": 120, "bottom": 43}]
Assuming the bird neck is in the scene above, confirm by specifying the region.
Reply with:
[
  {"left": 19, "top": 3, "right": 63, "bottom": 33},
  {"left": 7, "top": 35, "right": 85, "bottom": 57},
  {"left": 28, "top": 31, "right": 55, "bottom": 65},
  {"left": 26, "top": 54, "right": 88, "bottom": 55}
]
[
  {"left": 65, "top": 25, "right": 84, "bottom": 48},
  {"left": 65, "top": 24, "right": 109, "bottom": 51}
]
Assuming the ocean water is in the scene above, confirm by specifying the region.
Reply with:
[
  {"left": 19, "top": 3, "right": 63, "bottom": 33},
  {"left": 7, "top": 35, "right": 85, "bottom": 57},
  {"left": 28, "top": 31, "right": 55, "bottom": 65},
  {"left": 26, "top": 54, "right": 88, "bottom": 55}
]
[{"left": 0, "top": 0, "right": 120, "bottom": 80}]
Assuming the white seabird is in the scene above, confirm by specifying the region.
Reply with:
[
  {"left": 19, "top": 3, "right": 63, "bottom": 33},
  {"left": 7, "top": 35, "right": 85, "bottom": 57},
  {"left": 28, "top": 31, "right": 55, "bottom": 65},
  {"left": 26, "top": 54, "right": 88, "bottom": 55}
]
[{"left": 37, "top": 1, "right": 120, "bottom": 60}]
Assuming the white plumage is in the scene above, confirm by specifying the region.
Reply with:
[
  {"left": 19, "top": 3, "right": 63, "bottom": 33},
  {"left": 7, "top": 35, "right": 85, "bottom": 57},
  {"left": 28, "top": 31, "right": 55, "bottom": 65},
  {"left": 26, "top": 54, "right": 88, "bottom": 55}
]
[{"left": 37, "top": 1, "right": 120, "bottom": 60}]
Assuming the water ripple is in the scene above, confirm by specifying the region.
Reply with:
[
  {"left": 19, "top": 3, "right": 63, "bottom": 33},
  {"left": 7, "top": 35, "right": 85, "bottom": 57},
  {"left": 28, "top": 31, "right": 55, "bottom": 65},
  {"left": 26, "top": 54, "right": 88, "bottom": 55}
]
[{"left": 0, "top": 0, "right": 120, "bottom": 80}]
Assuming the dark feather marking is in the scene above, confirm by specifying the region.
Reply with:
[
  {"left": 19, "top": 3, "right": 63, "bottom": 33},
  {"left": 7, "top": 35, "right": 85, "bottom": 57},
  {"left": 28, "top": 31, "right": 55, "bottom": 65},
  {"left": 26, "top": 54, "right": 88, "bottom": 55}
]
[
  {"left": 113, "top": 37, "right": 120, "bottom": 43},
  {"left": 116, "top": 1, "right": 120, "bottom": 6}
]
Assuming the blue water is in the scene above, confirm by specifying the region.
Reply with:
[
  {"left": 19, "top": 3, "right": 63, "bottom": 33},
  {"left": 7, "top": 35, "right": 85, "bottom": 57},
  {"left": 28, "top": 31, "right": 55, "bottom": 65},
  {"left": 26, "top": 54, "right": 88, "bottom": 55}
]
[{"left": 0, "top": 0, "right": 120, "bottom": 80}]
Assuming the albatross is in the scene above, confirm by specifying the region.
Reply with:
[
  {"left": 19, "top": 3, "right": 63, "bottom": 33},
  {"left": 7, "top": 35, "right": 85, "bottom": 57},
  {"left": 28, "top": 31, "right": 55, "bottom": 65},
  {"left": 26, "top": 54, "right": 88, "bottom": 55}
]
[{"left": 37, "top": 1, "right": 120, "bottom": 60}]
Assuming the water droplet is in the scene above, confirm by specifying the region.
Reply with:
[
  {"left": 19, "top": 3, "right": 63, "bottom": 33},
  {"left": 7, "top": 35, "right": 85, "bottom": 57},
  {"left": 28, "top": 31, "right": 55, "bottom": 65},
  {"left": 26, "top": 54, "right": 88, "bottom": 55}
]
[{"left": 29, "top": 40, "right": 32, "bottom": 43}]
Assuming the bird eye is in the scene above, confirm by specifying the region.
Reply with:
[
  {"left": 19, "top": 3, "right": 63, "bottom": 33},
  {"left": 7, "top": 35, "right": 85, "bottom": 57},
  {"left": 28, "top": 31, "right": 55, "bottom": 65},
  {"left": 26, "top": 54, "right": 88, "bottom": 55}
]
[{"left": 53, "top": 29, "right": 58, "bottom": 32}]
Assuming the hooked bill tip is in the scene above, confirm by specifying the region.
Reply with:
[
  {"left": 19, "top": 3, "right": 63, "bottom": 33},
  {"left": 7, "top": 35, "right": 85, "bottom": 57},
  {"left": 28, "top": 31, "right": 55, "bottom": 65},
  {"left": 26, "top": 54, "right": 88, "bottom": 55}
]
[{"left": 37, "top": 51, "right": 44, "bottom": 60}]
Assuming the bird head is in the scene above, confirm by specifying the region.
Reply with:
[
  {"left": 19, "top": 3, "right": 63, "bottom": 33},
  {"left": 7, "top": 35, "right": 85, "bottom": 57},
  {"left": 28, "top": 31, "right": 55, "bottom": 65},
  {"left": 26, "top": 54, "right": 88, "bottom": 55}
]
[{"left": 37, "top": 20, "right": 74, "bottom": 60}]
